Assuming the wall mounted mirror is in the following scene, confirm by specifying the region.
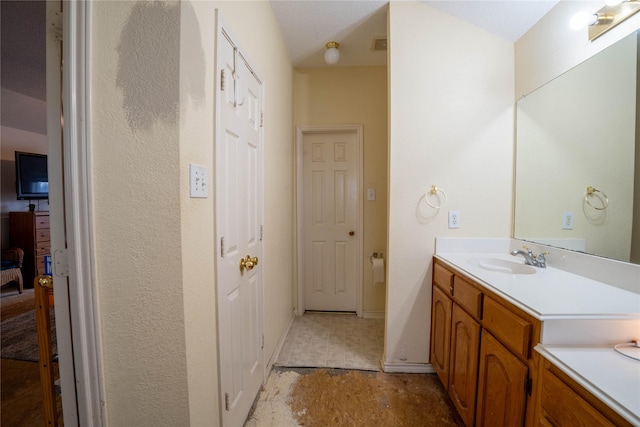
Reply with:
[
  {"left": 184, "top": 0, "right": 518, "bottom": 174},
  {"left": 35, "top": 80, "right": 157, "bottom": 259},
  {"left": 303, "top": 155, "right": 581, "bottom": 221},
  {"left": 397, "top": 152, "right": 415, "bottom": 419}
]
[{"left": 514, "top": 30, "right": 639, "bottom": 264}]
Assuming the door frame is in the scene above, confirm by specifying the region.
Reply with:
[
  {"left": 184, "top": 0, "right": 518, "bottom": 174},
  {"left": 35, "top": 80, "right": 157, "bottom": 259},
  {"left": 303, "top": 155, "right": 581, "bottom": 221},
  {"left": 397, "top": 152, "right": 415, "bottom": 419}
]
[
  {"left": 295, "top": 125, "right": 364, "bottom": 316},
  {"left": 52, "top": 1, "right": 106, "bottom": 425}
]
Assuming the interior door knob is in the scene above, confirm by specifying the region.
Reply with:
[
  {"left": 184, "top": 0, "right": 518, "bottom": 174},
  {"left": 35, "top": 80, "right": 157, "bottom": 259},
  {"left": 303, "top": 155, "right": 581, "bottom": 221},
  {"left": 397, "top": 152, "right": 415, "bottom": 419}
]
[
  {"left": 349, "top": 230, "right": 355, "bottom": 236},
  {"left": 239, "top": 255, "right": 259, "bottom": 272}
]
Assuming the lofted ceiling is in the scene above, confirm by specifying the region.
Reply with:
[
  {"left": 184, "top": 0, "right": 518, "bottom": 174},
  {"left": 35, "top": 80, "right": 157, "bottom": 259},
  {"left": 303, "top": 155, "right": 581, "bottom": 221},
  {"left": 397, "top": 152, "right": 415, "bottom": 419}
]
[
  {"left": 270, "top": 0, "right": 561, "bottom": 68},
  {"left": 1, "top": 0, "right": 561, "bottom": 141}
]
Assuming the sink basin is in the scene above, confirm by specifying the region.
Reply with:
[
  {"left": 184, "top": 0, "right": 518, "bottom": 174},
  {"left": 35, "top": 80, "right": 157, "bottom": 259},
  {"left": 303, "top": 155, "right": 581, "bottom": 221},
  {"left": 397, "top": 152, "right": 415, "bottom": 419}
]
[{"left": 474, "top": 258, "right": 536, "bottom": 275}]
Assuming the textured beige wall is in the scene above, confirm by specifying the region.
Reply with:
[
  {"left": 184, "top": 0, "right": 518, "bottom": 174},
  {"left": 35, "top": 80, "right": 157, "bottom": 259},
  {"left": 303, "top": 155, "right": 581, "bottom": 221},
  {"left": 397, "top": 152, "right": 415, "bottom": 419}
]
[
  {"left": 178, "top": 1, "right": 217, "bottom": 424},
  {"left": 91, "top": 1, "right": 189, "bottom": 424},
  {"left": 386, "top": 1, "right": 514, "bottom": 367},
  {"left": 293, "top": 66, "right": 388, "bottom": 316},
  {"left": 91, "top": 1, "right": 293, "bottom": 425}
]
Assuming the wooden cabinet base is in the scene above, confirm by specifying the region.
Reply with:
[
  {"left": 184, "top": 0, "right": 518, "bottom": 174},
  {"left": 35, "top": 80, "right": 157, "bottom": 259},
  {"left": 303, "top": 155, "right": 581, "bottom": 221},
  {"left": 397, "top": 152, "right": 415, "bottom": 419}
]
[
  {"left": 535, "top": 357, "right": 632, "bottom": 427},
  {"left": 431, "top": 259, "right": 538, "bottom": 427}
]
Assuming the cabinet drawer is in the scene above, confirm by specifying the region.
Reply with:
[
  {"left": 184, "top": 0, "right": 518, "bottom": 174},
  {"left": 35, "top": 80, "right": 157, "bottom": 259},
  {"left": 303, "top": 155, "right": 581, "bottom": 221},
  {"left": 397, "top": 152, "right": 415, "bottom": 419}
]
[
  {"left": 36, "top": 242, "right": 50, "bottom": 256},
  {"left": 453, "top": 276, "right": 483, "bottom": 319},
  {"left": 482, "top": 297, "right": 532, "bottom": 359},
  {"left": 434, "top": 262, "right": 454, "bottom": 295},
  {"left": 36, "top": 229, "right": 50, "bottom": 243},
  {"left": 35, "top": 215, "right": 50, "bottom": 229},
  {"left": 36, "top": 255, "right": 45, "bottom": 272}
]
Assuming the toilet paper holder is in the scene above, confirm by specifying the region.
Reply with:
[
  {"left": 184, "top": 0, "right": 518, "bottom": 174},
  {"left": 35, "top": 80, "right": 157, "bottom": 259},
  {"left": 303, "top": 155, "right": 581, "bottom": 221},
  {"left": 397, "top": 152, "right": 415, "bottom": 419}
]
[{"left": 370, "top": 252, "right": 384, "bottom": 263}]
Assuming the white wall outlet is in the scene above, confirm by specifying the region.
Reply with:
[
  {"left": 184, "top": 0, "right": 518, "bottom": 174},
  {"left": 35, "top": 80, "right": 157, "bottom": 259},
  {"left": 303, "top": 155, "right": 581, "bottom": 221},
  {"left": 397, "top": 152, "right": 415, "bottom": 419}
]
[
  {"left": 189, "top": 163, "right": 208, "bottom": 198},
  {"left": 448, "top": 210, "right": 461, "bottom": 229},
  {"left": 562, "top": 211, "right": 575, "bottom": 230},
  {"left": 367, "top": 188, "right": 376, "bottom": 201}
]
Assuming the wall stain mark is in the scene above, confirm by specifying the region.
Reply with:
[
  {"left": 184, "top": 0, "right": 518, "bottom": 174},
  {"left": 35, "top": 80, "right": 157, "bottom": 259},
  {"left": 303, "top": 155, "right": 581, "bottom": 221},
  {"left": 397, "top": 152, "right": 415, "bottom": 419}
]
[{"left": 116, "top": 1, "right": 206, "bottom": 132}]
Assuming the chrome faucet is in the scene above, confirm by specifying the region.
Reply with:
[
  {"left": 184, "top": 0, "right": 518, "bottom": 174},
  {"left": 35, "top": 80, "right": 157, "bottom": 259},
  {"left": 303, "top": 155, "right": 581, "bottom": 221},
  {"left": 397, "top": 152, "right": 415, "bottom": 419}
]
[{"left": 510, "top": 247, "right": 547, "bottom": 268}]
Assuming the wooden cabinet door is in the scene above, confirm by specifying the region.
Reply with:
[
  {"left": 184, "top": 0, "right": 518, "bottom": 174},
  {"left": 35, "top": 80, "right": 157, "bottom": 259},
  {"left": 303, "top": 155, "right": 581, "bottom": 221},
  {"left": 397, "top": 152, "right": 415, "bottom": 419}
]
[
  {"left": 430, "top": 285, "right": 453, "bottom": 389},
  {"left": 476, "top": 331, "right": 528, "bottom": 427},
  {"left": 449, "top": 304, "right": 481, "bottom": 427}
]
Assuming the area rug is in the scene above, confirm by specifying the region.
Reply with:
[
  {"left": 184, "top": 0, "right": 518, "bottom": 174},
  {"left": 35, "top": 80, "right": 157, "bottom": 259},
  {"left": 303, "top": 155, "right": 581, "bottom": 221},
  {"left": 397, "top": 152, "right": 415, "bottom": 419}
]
[{"left": 1, "top": 309, "right": 56, "bottom": 362}]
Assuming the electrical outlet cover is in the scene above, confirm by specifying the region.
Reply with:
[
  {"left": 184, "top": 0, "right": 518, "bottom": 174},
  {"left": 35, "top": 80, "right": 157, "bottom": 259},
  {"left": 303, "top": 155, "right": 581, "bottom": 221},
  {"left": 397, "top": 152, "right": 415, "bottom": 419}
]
[
  {"left": 448, "top": 210, "right": 461, "bottom": 229},
  {"left": 562, "top": 211, "right": 574, "bottom": 230}
]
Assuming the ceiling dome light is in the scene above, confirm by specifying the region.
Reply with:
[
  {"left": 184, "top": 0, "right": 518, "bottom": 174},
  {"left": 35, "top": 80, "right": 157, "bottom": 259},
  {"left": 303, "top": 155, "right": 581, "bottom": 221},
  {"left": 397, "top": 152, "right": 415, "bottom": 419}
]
[{"left": 324, "top": 41, "right": 340, "bottom": 65}]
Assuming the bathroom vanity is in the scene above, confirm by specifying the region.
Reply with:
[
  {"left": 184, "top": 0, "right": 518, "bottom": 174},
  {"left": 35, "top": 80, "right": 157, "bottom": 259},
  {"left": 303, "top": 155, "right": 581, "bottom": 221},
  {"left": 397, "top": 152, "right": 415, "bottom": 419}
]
[{"left": 431, "top": 238, "right": 640, "bottom": 427}]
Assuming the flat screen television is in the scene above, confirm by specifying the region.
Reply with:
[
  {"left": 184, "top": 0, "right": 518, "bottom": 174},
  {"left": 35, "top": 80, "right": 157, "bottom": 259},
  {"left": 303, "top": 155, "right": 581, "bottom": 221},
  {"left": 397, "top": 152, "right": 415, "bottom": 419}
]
[{"left": 15, "top": 151, "right": 49, "bottom": 200}]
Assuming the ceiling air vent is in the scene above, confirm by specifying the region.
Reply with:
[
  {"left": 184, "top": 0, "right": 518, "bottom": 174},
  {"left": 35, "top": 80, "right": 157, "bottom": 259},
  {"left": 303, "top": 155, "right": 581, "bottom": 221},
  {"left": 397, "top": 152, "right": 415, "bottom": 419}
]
[{"left": 371, "top": 37, "right": 387, "bottom": 51}]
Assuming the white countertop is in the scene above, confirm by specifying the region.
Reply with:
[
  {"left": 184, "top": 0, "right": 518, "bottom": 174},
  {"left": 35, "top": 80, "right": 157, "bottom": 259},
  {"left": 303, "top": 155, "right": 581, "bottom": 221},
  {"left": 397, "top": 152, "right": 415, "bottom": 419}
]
[
  {"left": 535, "top": 344, "right": 640, "bottom": 426},
  {"left": 434, "top": 252, "right": 640, "bottom": 320},
  {"left": 434, "top": 238, "right": 640, "bottom": 424}
]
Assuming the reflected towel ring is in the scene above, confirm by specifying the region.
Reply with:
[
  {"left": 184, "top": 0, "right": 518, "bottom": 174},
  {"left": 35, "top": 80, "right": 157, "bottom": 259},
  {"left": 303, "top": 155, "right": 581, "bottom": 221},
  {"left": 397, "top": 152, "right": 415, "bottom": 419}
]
[
  {"left": 585, "top": 186, "right": 609, "bottom": 210},
  {"left": 425, "top": 185, "right": 447, "bottom": 209}
]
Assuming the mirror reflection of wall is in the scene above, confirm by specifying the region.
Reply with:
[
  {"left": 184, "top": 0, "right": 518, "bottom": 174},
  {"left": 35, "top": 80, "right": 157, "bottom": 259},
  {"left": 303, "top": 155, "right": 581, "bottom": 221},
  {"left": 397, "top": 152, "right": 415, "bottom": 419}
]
[{"left": 515, "top": 31, "right": 638, "bottom": 263}]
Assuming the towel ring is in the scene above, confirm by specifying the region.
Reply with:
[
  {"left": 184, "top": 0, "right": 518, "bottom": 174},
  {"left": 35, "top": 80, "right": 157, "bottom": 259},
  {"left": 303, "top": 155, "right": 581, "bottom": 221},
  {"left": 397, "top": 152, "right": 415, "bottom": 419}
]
[
  {"left": 585, "top": 186, "right": 608, "bottom": 210},
  {"left": 425, "top": 185, "right": 447, "bottom": 209}
]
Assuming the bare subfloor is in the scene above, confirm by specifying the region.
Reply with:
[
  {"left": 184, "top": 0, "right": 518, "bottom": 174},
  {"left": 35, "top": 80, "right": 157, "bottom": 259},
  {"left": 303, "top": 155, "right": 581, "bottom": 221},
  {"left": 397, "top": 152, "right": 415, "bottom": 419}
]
[{"left": 246, "top": 367, "right": 464, "bottom": 427}]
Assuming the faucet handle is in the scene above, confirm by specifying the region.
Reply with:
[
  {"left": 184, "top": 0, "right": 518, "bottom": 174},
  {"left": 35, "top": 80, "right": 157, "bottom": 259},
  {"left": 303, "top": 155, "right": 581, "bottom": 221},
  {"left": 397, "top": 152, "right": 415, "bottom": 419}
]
[
  {"left": 536, "top": 251, "right": 549, "bottom": 268},
  {"left": 523, "top": 245, "right": 533, "bottom": 255}
]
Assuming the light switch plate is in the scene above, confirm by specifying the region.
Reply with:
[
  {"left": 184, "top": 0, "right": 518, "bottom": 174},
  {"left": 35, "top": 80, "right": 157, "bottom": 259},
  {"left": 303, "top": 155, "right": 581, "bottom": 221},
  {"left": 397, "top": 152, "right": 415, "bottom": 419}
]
[
  {"left": 189, "top": 163, "right": 208, "bottom": 198},
  {"left": 367, "top": 188, "right": 376, "bottom": 201}
]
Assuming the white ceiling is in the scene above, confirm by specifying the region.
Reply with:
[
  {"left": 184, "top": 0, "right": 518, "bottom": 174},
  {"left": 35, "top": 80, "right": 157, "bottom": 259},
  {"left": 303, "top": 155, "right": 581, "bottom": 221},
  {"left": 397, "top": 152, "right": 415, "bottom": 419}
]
[
  {"left": 0, "top": 0, "right": 561, "bottom": 140},
  {"left": 270, "top": 0, "right": 560, "bottom": 68}
]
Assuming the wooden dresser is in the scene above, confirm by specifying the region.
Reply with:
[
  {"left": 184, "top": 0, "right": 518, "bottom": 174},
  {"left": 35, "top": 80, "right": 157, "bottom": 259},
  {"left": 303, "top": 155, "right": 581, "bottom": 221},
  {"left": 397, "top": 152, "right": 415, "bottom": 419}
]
[{"left": 9, "top": 211, "right": 50, "bottom": 287}]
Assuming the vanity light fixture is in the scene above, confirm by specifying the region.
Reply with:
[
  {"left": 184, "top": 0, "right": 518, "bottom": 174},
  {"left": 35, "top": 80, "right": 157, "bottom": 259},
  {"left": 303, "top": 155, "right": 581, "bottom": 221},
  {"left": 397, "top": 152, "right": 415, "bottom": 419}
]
[
  {"left": 324, "top": 41, "right": 340, "bottom": 65},
  {"left": 588, "top": 0, "right": 640, "bottom": 41}
]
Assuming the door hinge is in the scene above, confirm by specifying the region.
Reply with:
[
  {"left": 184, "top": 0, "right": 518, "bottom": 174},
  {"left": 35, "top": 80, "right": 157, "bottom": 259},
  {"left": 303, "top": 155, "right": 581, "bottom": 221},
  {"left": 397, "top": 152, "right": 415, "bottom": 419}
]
[
  {"left": 525, "top": 377, "right": 533, "bottom": 395},
  {"left": 53, "top": 248, "right": 69, "bottom": 277},
  {"left": 48, "top": 10, "right": 63, "bottom": 41},
  {"left": 220, "top": 237, "right": 225, "bottom": 257},
  {"left": 260, "top": 111, "right": 264, "bottom": 128},
  {"left": 221, "top": 69, "right": 226, "bottom": 92},
  {"left": 262, "top": 334, "right": 265, "bottom": 349},
  {"left": 225, "top": 392, "right": 230, "bottom": 411},
  {"left": 260, "top": 225, "right": 264, "bottom": 241}
]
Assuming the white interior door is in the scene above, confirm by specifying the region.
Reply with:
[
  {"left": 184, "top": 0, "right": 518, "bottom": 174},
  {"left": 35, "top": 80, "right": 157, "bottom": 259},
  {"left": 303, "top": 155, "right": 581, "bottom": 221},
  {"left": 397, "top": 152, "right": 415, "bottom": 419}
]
[
  {"left": 302, "top": 129, "right": 361, "bottom": 312},
  {"left": 215, "top": 17, "right": 264, "bottom": 427}
]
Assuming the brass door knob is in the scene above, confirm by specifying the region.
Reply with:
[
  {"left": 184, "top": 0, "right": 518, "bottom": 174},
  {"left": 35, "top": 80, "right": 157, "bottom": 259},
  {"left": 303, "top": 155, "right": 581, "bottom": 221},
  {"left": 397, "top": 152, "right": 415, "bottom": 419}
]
[
  {"left": 349, "top": 231, "right": 355, "bottom": 236},
  {"left": 239, "top": 255, "right": 259, "bottom": 272}
]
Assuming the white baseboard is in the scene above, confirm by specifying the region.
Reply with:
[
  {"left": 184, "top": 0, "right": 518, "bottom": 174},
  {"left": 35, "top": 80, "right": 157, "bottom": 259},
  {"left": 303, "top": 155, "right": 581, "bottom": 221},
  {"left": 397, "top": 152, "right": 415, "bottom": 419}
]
[
  {"left": 265, "top": 309, "right": 296, "bottom": 373},
  {"left": 362, "top": 310, "right": 385, "bottom": 319},
  {"left": 383, "top": 361, "right": 435, "bottom": 374}
]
